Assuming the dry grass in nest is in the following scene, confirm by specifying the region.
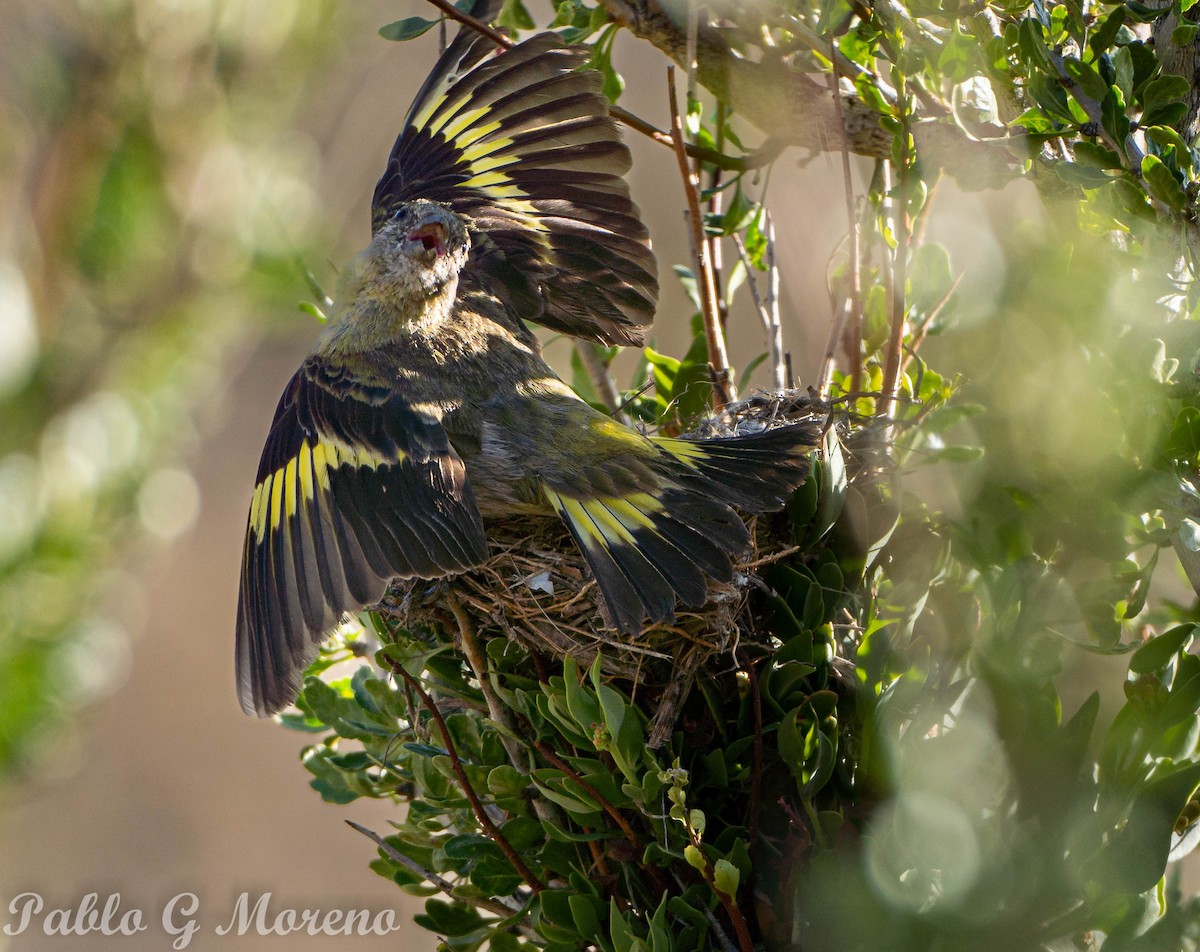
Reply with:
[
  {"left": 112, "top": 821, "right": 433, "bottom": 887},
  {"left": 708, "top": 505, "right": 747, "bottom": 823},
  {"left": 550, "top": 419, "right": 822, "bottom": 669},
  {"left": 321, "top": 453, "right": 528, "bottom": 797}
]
[{"left": 377, "top": 390, "right": 827, "bottom": 743}]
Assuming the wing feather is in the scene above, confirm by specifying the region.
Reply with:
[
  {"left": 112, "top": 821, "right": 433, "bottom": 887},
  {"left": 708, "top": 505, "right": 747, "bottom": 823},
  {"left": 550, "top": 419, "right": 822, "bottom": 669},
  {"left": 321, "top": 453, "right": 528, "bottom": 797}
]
[
  {"left": 235, "top": 360, "right": 488, "bottom": 716},
  {"left": 371, "top": 31, "right": 658, "bottom": 346}
]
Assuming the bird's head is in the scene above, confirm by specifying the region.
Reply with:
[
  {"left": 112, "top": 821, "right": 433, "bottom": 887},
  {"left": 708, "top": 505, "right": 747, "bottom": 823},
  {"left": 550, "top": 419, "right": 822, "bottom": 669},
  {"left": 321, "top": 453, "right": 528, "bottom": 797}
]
[{"left": 370, "top": 200, "right": 471, "bottom": 298}]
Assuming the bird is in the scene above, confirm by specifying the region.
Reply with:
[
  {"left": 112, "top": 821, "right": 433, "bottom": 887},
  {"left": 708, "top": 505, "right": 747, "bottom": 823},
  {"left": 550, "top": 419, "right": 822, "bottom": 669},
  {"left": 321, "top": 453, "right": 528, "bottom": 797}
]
[{"left": 235, "top": 26, "right": 821, "bottom": 716}]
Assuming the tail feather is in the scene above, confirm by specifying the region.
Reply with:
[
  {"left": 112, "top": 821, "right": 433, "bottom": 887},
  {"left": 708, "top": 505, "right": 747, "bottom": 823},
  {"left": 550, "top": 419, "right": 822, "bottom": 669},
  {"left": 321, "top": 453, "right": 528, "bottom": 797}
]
[
  {"left": 542, "top": 420, "right": 820, "bottom": 633},
  {"left": 543, "top": 486, "right": 750, "bottom": 633},
  {"left": 654, "top": 420, "right": 820, "bottom": 513}
]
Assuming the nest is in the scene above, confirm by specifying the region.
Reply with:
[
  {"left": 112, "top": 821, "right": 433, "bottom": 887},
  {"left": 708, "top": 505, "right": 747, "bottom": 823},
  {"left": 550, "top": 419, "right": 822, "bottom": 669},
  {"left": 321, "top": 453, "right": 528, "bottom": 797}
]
[{"left": 378, "top": 390, "right": 828, "bottom": 743}]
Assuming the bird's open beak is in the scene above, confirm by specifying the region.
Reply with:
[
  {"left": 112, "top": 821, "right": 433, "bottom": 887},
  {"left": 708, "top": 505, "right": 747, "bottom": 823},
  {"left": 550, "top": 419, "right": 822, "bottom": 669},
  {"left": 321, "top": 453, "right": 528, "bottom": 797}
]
[{"left": 408, "top": 221, "right": 449, "bottom": 257}]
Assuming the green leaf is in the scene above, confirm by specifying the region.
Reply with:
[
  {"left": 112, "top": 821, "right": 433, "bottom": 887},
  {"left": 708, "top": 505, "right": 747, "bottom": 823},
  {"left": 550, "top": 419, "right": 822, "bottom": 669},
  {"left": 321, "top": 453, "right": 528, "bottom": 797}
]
[
  {"left": 297, "top": 300, "right": 327, "bottom": 324},
  {"left": 713, "top": 858, "right": 741, "bottom": 899},
  {"left": 1089, "top": 8, "right": 1128, "bottom": 57},
  {"left": 1130, "top": 625, "right": 1196, "bottom": 674},
  {"left": 1124, "top": 0, "right": 1166, "bottom": 21},
  {"left": 1173, "top": 21, "right": 1200, "bottom": 44},
  {"left": 1074, "top": 141, "right": 1124, "bottom": 170},
  {"left": 1165, "top": 407, "right": 1200, "bottom": 463},
  {"left": 1063, "top": 55, "right": 1110, "bottom": 101},
  {"left": 1144, "top": 105, "right": 1190, "bottom": 132},
  {"left": 1142, "top": 154, "right": 1188, "bottom": 210},
  {"left": 497, "top": 0, "right": 536, "bottom": 31},
  {"left": 569, "top": 894, "right": 603, "bottom": 938},
  {"left": 928, "top": 445, "right": 987, "bottom": 463},
  {"left": 378, "top": 16, "right": 440, "bottom": 41},
  {"left": 683, "top": 844, "right": 706, "bottom": 871},
  {"left": 487, "top": 764, "right": 527, "bottom": 797},
  {"left": 1018, "top": 18, "right": 1056, "bottom": 72},
  {"left": 1159, "top": 671, "right": 1200, "bottom": 727},
  {"left": 1146, "top": 125, "right": 1194, "bottom": 173},
  {"left": 1101, "top": 85, "right": 1131, "bottom": 144},
  {"left": 609, "top": 902, "right": 639, "bottom": 952},
  {"left": 1101, "top": 762, "right": 1200, "bottom": 893},
  {"left": 1141, "top": 73, "right": 1192, "bottom": 111},
  {"left": 720, "top": 185, "right": 759, "bottom": 236}
]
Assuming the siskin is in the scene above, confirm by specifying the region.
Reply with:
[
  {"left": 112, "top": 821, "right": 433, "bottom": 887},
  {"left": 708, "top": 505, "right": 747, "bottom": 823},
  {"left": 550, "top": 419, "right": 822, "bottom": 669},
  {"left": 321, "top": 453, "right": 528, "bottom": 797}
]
[{"left": 235, "top": 28, "right": 820, "bottom": 716}]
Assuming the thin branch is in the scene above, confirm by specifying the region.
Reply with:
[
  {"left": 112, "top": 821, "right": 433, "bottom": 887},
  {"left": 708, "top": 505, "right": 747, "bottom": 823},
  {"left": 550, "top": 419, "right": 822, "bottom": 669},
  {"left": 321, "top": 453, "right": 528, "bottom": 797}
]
[
  {"left": 389, "top": 660, "right": 545, "bottom": 894},
  {"left": 448, "top": 594, "right": 528, "bottom": 771},
  {"left": 535, "top": 741, "right": 641, "bottom": 845},
  {"left": 899, "top": 273, "right": 962, "bottom": 376},
  {"left": 765, "top": 217, "right": 783, "bottom": 387},
  {"left": 686, "top": 0, "right": 699, "bottom": 102},
  {"left": 610, "top": 104, "right": 783, "bottom": 171},
  {"left": 671, "top": 871, "right": 739, "bottom": 952},
  {"left": 819, "top": 40, "right": 863, "bottom": 399},
  {"left": 667, "top": 65, "right": 733, "bottom": 406},
  {"left": 346, "top": 821, "right": 533, "bottom": 924},
  {"left": 879, "top": 115, "right": 910, "bottom": 417},
  {"left": 425, "top": 0, "right": 513, "bottom": 47},
  {"left": 1045, "top": 48, "right": 1145, "bottom": 167},
  {"left": 691, "top": 841, "right": 755, "bottom": 952},
  {"left": 706, "top": 103, "right": 728, "bottom": 332},
  {"left": 575, "top": 341, "right": 626, "bottom": 419},
  {"left": 733, "top": 231, "right": 785, "bottom": 389}
]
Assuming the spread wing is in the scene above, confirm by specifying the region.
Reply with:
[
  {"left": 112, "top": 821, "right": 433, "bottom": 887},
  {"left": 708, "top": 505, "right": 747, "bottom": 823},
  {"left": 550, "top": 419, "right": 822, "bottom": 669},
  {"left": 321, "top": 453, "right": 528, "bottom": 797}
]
[
  {"left": 371, "top": 31, "right": 658, "bottom": 346},
  {"left": 235, "top": 357, "right": 488, "bottom": 716}
]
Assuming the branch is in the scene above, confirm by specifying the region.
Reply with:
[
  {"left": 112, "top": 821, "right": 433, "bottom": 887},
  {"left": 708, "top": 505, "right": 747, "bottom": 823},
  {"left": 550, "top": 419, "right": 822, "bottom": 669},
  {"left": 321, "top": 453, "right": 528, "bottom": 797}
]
[
  {"left": 819, "top": 41, "right": 864, "bottom": 399},
  {"left": 1045, "top": 48, "right": 1144, "bottom": 167},
  {"left": 346, "top": 821, "right": 534, "bottom": 926},
  {"left": 389, "top": 660, "right": 546, "bottom": 894},
  {"left": 733, "top": 229, "right": 785, "bottom": 389},
  {"left": 600, "top": 0, "right": 1024, "bottom": 183},
  {"left": 448, "top": 594, "right": 528, "bottom": 771},
  {"left": 534, "top": 741, "right": 641, "bottom": 845},
  {"left": 667, "top": 65, "right": 733, "bottom": 406}
]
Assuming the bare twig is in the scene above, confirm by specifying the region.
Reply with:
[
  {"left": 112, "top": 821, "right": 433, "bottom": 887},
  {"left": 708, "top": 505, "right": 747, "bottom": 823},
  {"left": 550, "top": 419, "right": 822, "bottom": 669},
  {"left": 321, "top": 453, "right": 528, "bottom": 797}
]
[
  {"left": 667, "top": 65, "right": 733, "bottom": 406},
  {"left": 346, "top": 821, "right": 533, "bottom": 924},
  {"left": 686, "top": 0, "right": 699, "bottom": 102},
  {"left": 819, "top": 40, "right": 863, "bottom": 399},
  {"left": 732, "top": 231, "right": 785, "bottom": 389},
  {"left": 448, "top": 594, "right": 528, "bottom": 771},
  {"left": 575, "top": 341, "right": 626, "bottom": 420},
  {"left": 610, "top": 105, "right": 784, "bottom": 171},
  {"left": 534, "top": 741, "right": 643, "bottom": 845},
  {"left": 425, "top": 0, "right": 513, "bottom": 47},
  {"left": 879, "top": 130, "right": 910, "bottom": 417},
  {"left": 899, "top": 273, "right": 962, "bottom": 376},
  {"left": 765, "top": 216, "right": 782, "bottom": 381},
  {"left": 389, "top": 661, "right": 546, "bottom": 893}
]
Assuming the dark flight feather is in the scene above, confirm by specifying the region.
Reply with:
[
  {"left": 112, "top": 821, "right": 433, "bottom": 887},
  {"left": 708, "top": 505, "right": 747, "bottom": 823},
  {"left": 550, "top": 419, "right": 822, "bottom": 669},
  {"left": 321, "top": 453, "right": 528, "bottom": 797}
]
[
  {"left": 371, "top": 32, "right": 658, "bottom": 346},
  {"left": 235, "top": 360, "right": 488, "bottom": 716},
  {"left": 542, "top": 423, "right": 820, "bottom": 633}
]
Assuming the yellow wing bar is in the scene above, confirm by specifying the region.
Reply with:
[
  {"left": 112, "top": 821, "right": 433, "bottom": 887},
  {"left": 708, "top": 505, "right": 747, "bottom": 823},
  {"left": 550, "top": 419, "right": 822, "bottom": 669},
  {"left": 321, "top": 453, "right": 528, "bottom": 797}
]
[{"left": 248, "top": 440, "right": 403, "bottom": 541}]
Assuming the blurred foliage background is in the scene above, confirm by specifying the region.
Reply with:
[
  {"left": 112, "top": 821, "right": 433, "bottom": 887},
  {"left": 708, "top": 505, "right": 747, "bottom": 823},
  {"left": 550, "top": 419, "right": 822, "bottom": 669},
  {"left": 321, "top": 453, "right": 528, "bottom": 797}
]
[{"left": 0, "top": 0, "right": 340, "bottom": 779}]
